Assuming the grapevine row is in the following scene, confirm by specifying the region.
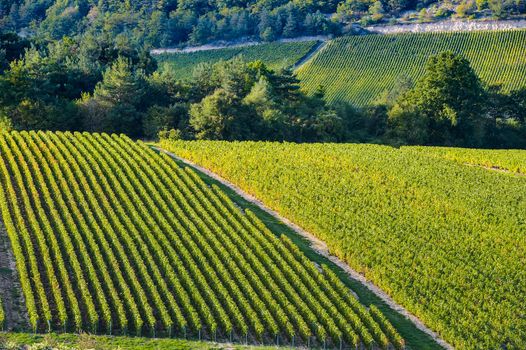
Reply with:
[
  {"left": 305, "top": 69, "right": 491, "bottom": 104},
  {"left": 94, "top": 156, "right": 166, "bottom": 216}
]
[
  {"left": 0, "top": 131, "right": 402, "bottom": 348},
  {"left": 297, "top": 30, "right": 526, "bottom": 106},
  {"left": 162, "top": 140, "right": 526, "bottom": 350}
]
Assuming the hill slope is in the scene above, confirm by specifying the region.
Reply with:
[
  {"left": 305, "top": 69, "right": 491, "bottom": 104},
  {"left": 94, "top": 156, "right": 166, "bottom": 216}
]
[
  {"left": 156, "top": 41, "right": 318, "bottom": 79},
  {"left": 296, "top": 30, "right": 526, "bottom": 106},
  {"left": 162, "top": 140, "right": 526, "bottom": 350},
  {"left": 0, "top": 131, "right": 403, "bottom": 348}
]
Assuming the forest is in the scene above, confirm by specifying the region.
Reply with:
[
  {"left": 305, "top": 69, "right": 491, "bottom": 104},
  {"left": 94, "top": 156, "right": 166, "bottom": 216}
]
[
  {"left": 0, "top": 29, "right": 525, "bottom": 148},
  {"left": 1, "top": 0, "right": 526, "bottom": 48}
]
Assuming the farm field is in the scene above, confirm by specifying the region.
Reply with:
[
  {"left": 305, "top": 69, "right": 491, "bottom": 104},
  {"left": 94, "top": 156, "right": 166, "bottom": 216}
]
[
  {"left": 155, "top": 41, "right": 317, "bottom": 80},
  {"left": 407, "top": 146, "right": 526, "bottom": 174},
  {"left": 0, "top": 131, "right": 405, "bottom": 349},
  {"left": 161, "top": 140, "right": 526, "bottom": 350},
  {"left": 296, "top": 30, "right": 526, "bottom": 105}
]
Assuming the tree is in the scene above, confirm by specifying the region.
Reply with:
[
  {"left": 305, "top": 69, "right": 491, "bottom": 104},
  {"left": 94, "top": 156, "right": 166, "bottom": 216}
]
[
  {"left": 282, "top": 9, "right": 298, "bottom": 38},
  {"left": 190, "top": 88, "right": 253, "bottom": 140},
  {"left": 80, "top": 57, "right": 147, "bottom": 136},
  {"left": 388, "top": 51, "right": 487, "bottom": 146}
]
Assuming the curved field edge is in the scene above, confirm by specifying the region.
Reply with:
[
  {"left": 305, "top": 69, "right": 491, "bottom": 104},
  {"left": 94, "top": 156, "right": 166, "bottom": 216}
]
[
  {"left": 0, "top": 332, "right": 281, "bottom": 350},
  {"left": 151, "top": 145, "right": 445, "bottom": 350},
  {"left": 158, "top": 141, "right": 526, "bottom": 350}
]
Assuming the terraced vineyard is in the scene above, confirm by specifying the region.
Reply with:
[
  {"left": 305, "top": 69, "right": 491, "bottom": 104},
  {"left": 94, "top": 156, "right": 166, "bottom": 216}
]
[
  {"left": 297, "top": 30, "right": 526, "bottom": 106},
  {"left": 156, "top": 41, "right": 317, "bottom": 79},
  {"left": 162, "top": 140, "right": 526, "bottom": 350},
  {"left": 0, "top": 131, "right": 403, "bottom": 349}
]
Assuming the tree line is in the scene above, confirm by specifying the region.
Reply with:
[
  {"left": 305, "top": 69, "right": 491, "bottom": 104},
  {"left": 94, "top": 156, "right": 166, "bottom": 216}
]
[
  {"left": 2, "top": 0, "right": 525, "bottom": 49},
  {"left": 1, "top": 32, "right": 525, "bottom": 148}
]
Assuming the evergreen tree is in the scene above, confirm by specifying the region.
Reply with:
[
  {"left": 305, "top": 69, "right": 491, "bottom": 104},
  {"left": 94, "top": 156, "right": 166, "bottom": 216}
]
[
  {"left": 82, "top": 57, "right": 147, "bottom": 135},
  {"left": 388, "top": 51, "right": 487, "bottom": 146}
]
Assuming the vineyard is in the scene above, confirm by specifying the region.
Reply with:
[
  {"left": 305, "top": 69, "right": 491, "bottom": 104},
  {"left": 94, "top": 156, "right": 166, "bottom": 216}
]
[
  {"left": 156, "top": 41, "right": 317, "bottom": 79},
  {"left": 296, "top": 30, "right": 526, "bottom": 106},
  {"left": 162, "top": 140, "right": 526, "bottom": 350},
  {"left": 407, "top": 146, "right": 526, "bottom": 174},
  {"left": 0, "top": 131, "right": 404, "bottom": 349}
]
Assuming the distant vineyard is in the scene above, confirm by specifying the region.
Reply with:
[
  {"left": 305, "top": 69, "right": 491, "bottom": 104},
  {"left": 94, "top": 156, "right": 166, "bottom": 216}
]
[
  {"left": 0, "top": 131, "right": 403, "bottom": 349},
  {"left": 163, "top": 140, "right": 526, "bottom": 350},
  {"left": 297, "top": 30, "right": 526, "bottom": 106},
  {"left": 156, "top": 41, "right": 317, "bottom": 79},
  {"left": 407, "top": 146, "right": 526, "bottom": 174}
]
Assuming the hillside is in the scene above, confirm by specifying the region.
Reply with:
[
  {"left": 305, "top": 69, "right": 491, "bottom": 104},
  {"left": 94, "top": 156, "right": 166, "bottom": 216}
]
[
  {"left": 0, "top": 131, "right": 405, "bottom": 349},
  {"left": 297, "top": 30, "right": 526, "bottom": 105},
  {"left": 161, "top": 140, "right": 526, "bottom": 350},
  {"left": 156, "top": 41, "right": 318, "bottom": 80}
]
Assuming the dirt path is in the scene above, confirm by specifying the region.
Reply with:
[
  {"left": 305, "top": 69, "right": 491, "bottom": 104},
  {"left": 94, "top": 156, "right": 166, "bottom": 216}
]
[
  {"left": 153, "top": 146, "right": 454, "bottom": 350},
  {"left": 465, "top": 163, "right": 525, "bottom": 176},
  {"left": 0, "top": 217, "right": 29, "bottom": 331},
  {"left": 292, "top": 40, "right": 328, "bottom": 70}
]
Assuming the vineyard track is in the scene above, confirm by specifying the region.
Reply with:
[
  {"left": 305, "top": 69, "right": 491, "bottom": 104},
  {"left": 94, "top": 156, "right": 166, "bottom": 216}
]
[
  {"left": 0, "top": 216, "right": 29, "bottom": 331},
  {"left": 465, "top": 163, "right": 525, "bottom": 176},
  {"left": 292, "top": 41, "right": 328, "bottom": 70},
  {"left": 152, "top": 146, "right": 453, "bottom": 350}
]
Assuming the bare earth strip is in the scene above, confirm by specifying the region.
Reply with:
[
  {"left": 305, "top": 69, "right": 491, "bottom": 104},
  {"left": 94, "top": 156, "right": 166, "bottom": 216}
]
[
  {"left": 0, "top": 216, "right": 29, "bottom": 331},
  {"left": 153, "top": 146, "right": 455, "bottom": 350},
  {"left": 292, "top": 41, "right": 328, "bottom": 70}
]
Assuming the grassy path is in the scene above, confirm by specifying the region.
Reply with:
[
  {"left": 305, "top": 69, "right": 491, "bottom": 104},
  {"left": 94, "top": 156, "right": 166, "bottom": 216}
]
[{"left": 153, "top": 146, "right": 448, "bottom": 350}]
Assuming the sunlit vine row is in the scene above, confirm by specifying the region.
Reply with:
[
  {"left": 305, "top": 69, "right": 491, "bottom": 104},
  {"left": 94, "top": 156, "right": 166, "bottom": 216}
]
[
  {"left": 0, "top": 131, "right": 400, "bottom": 348},
  {"left": 297, "top": 30, "right": 526, "bottom": 106}
]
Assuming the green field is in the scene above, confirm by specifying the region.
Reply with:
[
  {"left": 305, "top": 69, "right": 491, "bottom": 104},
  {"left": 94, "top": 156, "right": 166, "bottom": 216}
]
[
  {"left": 156, "top": 41, "right": 318, "bottom": 79},
  {"left": 161, "top": 140, "right": 526, "bottom": 350},
  {"left": 296, "top": 30, "right": 526, "bottom": 106},
  {"left": 0, "top": 332, "right": 291, "bottom": 350},
  {"left": 0, "top": 131, "right": 406, "bottom": 349},
  {"left": 407, "top": 146, "right": 526, "bottom": 174}
]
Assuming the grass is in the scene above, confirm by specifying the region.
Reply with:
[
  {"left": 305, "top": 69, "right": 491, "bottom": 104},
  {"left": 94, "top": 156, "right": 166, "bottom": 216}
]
[{"left": 0, "top": 332, "right": 282, "bottom": 350}]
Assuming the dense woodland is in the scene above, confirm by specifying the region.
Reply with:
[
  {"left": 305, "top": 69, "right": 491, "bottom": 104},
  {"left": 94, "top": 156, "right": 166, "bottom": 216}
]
[
  {"left": 1, "top": 0, "right": 526, "bottom": 48},
  {"left": 0, "top": 0, "right": 525, "bottom": 147}
]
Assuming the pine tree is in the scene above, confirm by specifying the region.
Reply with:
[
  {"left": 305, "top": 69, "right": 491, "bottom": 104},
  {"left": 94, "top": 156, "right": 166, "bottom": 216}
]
[{"left": 87, "top": 57, "right": 147, "bottom": 135}]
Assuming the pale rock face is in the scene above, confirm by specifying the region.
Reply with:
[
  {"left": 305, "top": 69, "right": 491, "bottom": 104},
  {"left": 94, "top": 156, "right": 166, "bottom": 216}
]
[{"left": 366, "top": 19, "right": 526, "bottom": 34}]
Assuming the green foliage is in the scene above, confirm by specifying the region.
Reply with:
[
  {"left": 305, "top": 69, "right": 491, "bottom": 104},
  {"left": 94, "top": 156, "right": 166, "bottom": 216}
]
[
  {"left": 163, "top": 140, "right": 526, "bottom": 350},
  {"left": 388, "top": 51, "right": 487, "bottom": 146},
  {"left": 79, "top": 57, "right": 147, "bottom": 136},
  {"left": 0, "top": 331, "right": 287, "bottom": 350},
  {"left": 408, "top": 146, "right": 526, "bottom": 173},
  {"left": 0, "top": 130, "right": 399, "bottom": 348},
  {"left": 0, "top": 0, "right": 337, "bottom": 47},
  {"left": 0, "top": 32, "right": 30, "bottom": 73},
  {"left": 297, "top": 30, "right": 526, "bottom": 106},
  {"left": 184, "top": 58, "right": 353, "bottom": 142}
]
